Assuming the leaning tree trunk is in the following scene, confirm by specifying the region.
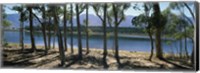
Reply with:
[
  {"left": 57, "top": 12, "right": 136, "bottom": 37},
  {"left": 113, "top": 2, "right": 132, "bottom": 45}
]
[
  {"left": 76, "top": 4, "right": 82, "bottom": 60},
  {"left": 148, "top": 30, "right": 154, "bottom": 61},
  {"left": 70, "top": 4, "right": 74, "bottom": 54},
  {"left": 53, "top": 6, "right": 66, "bottom": 66},
  {"left": 28, "top": 7, "right": 36, "bottom": 52},
  {"left": 102, "top": 4, "right": 108, "bottom": 68},
  {"left": 85, "top": 4, "right": 89, "bottom": 54},
  {"left": 63, "top": 5, "right": 68, "bottom": 51}
]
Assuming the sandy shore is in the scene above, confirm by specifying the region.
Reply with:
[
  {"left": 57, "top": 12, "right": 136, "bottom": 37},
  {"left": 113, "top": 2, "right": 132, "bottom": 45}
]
[{"left": 2, "top": 43, "right": 193, "bottom": 70}]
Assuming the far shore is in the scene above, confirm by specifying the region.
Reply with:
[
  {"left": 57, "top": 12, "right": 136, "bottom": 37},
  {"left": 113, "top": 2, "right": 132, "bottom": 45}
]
[{"left": 5, "top": 30, "right": 174, "bottom": 40}]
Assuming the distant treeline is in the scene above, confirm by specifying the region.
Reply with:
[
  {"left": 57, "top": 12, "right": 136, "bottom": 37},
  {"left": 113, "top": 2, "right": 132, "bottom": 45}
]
[{"left": 24, "top": 25, "right": 145, "bottom": 34}]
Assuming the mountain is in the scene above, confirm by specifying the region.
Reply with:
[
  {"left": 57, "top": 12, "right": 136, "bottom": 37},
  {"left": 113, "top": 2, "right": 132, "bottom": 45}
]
[
  {"left": 5, "top": 13, "right": 135, "bottom": 28},
  {"left": 5, "top": 14, "right": 40, "bottom": 28}
]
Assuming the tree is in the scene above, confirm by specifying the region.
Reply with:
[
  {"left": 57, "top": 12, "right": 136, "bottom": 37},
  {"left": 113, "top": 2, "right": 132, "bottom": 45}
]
[
  {"left": 92, "top": 3, "right": 108, "bottom": 68},
  {"left": 70, "top": 4, "right": 74, "bottom": 54},
  {"left": 27, "top": 5, "right": 37, "bottom": 52},
  {"left": 75, "top": 4, "right": 85, "bottom": 60},
  {"left": 132, "top": 3, "right": 155, "bottom": 61},
  {"left": 41, "top": 5, "right": 48, "bottom": 54},
  {"left": 12, "top": 5, "right": 27, "bottom": 52},
  {"left": 85, "top": 4, "right": 90, "bottom": 54},
  {"left": 170, "top": 2, "right": 195, "bottom": 66},
  {"left": 62, "top": 4, "right": 71, "bottom": 52},
  {"left": 63, "top": 4, "right": 68, "bottom": 51},
  {"left": 31, "top": 4, "right": 49, "bottom": 55},
  {"left": 51, "top": 4, "right": 66, "bottom": 66},
  {"left": 152, "top": 3, "right": 166, "bottom": 60},
  {"left": 46, "top": 6, "right": 54, "bottom": 50},
  {"left": 112, "top": 3, "right": 130, "bottom": 66}
]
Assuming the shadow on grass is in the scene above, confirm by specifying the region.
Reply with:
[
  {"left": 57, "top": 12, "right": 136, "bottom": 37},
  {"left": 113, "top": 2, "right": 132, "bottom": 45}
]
[
  {"left": 2, "top": 48, "right": 59, "bottom": 68},
  {"left": 2, "top": 47, "right": 193, "bottom": 70},
  {"left": 159, "top": 58, "right": 192, "bottom": 70}
]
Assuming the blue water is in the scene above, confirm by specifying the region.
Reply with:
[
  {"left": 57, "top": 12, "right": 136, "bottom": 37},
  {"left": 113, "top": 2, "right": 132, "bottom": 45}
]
[{"left": 4, "top": 31, "right": 193, "bottom": 54}]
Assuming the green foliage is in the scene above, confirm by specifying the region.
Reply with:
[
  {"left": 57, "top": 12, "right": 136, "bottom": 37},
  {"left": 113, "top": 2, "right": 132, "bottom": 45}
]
[
  {"left": 3, "top": 20, "right": 12, "bottom": 29},
  {"left": 131, "top": 3, "right": 155, "bottom": 35}
]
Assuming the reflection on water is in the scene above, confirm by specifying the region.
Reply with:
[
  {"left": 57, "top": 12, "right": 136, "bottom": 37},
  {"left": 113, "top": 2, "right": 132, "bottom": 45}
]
[{"left": 4, "top": 31, "right": 193, "bottom": 54}]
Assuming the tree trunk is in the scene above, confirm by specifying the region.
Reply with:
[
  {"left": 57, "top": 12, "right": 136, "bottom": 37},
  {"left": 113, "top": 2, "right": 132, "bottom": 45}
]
[
  {"left": 63, "top": 5, "right": 68, "bottom": 51},
  {"left": 155, "top": 28, "right": 163, "bottom": 59},
  {"left": 85, "top": 4, "right": 89, "bottom": 54},
  {"left": 53, "top": 29, "right": 56, "bottom": 49},
  {"left": 76, "top": 4, "right": 82, "bottom": 60},
  {"left": 20, "top": 13, "right": 24, "bottom": 52},
  {"left": 28, "top": 7, "right": 36, "bottom": 52},
  {"left": 53, "top": 6, "right": 66, "bottom": 66},
  {"left": 70, "top": 4, "right": 74, "bottom": 54},
  {"left": 41, "top": 6, "right": 48, "bottom": 55},
  {"left": 48, "top": 17, "right": 51, "bottom": 50},
  {"left": 113, "top": 4, "right": 121, "bottom": 66},
  {"left": 148, "top": 31, "right": 154, "bottom": 61},
  {"left": 180, "top": 39, "right": 182, "bottom": 58},
  {"left": 102, "top": 4, "right": 108, "bottom": 68},
  {"left": 153, "top": 3, "right": 163, "bottom": 60},
  {"left": 190, "top": 38, "right": 194, "bottom": 68},
  {"left": 184, "top": 26, "right": 189, "bottom": 59}
]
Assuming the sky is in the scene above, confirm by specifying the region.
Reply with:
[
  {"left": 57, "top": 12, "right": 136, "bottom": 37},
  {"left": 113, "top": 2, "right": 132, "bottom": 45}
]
[{"left": 4, "top": 2, "right": 194, "bottom": 18}]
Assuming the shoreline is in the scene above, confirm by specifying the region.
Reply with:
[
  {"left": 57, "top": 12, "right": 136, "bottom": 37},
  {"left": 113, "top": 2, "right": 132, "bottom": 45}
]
[{"left": 4, "top": 43, "right": 182, "bottom": 57}]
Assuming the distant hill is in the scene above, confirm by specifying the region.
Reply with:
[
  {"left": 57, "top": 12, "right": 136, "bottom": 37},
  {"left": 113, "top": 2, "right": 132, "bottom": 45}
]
[
  {"left": 5, "top": 14, "right": 40, "bottom": 28},
  {"left": 5, "top": 13, "right": 136, "bottom": 28}
]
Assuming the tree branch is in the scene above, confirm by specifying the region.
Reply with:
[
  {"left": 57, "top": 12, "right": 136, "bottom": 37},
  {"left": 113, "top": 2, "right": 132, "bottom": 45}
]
[
  {"left": 117, "top": 16, "right": 124, "bottom": 26},
  {"left": 32, "top": 13, "right": 43, "bottom": 24},
  {"left": 93, "top": 6, "right": 104, "bottom": 21},
  {"left": 78, "top": 4, "right": 86, "bottom": 14},
  {"left": 183, "top": 2, "right": 195, "bottom": 19}
]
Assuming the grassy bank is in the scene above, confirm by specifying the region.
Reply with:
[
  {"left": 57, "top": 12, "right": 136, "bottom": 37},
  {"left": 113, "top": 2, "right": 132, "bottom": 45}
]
[{"left": 2, "top": 43, "right": 193, "bottom": 70}]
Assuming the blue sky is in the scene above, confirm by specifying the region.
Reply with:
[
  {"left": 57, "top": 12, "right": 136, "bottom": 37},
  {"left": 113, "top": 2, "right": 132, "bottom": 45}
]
[{"left": 4, "top": 2, "right": 194, "bottom": 18}]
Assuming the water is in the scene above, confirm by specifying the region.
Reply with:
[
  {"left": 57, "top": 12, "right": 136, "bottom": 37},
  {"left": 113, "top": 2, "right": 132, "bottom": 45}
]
[{"left": 4, "top": 31, "right": 193, "bottom": 54}]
